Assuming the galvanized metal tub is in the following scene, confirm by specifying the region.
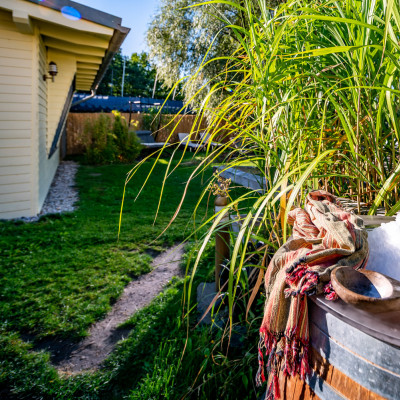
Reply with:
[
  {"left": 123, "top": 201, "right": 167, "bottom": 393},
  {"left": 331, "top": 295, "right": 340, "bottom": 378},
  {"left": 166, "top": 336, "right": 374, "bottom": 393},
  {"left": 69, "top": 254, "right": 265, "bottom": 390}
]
[{"left": 277, "top": 296, "right": 400, "bottom": 400}]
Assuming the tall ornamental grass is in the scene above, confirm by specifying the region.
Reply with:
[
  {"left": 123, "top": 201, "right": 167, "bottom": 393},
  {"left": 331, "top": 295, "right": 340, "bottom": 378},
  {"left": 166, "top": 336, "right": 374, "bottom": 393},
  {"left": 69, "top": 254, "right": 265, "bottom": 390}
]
[{"left": 125, "top": 0, "right": 400, "bottom": 361}]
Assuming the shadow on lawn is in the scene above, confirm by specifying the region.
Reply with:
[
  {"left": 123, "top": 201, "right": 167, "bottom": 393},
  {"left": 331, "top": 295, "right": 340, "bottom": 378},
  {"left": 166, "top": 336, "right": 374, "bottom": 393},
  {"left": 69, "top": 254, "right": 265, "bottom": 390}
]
[
  {"left": 21, "top": 325, "right": 132, "bottom": 368},
  {"left": 21, "top": 334, "right": 82, "bottom": 365},
  {"left": 18, "top": 244, "right": 184, "bottom": 376}
]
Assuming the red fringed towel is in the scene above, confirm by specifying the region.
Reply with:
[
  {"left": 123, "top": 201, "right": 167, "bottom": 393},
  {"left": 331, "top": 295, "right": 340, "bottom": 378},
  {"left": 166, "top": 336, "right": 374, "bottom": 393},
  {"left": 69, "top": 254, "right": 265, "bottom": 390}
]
[{"left": 256, "top": 190, "right": 369, "bottom": 399}]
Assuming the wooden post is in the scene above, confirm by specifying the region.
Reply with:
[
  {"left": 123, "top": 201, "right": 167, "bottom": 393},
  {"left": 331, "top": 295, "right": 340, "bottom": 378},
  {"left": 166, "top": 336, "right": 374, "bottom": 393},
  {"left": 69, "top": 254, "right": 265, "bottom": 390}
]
[
  {"left": 128, "top": 101, "right": 132, "bottom": 127},
  {"left": 215, "top": 195, "right": 230, "bottom": 291}
]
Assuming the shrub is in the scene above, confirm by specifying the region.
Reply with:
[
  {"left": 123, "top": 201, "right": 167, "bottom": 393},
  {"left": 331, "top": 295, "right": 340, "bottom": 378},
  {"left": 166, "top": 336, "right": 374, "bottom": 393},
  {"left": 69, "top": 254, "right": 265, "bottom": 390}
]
[
  {"left": 82, "top": 111, "right": 142, "bottom": 165},
  {"left": 141, "top": 107, "right": 159, "bottom": 131},
  {"left": 112, "top": 111, "right": 143, "bottom": 162},
  {"left": 82, "top": 113, "right": 116, "bottom": 164},
  {"left": 141, "top": 107, "right": 174, "bottom": 136}
]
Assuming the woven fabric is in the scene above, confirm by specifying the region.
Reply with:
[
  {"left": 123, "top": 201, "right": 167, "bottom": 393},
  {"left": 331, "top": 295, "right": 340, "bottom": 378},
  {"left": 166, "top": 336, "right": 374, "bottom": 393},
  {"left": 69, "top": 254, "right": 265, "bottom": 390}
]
[{"left": 256, "top": 190, "right": 369, "bottom": 399}]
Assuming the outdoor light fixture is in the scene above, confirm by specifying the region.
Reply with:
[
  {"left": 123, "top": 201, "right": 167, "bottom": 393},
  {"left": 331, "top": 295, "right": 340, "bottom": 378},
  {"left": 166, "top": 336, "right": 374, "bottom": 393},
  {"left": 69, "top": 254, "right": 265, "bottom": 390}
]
[{"left": 43, "top": 61, "right": 58, "bottom": 82}]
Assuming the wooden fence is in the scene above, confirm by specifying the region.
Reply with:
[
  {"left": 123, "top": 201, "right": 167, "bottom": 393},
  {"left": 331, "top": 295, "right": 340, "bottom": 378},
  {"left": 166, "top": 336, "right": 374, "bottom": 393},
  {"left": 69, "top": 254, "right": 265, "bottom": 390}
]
[{"left": 66, "top": 112, "right": 209, "bottom": 155}]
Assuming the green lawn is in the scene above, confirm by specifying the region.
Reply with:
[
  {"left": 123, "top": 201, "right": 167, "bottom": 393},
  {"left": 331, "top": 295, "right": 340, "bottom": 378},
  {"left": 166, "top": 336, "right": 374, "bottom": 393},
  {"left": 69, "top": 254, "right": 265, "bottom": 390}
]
[
  {"left": 0, "top": 152, "right": 258, "bottom": 399},
  {"left": 0, "top": 155, "right": 206, "bottom": 340}
]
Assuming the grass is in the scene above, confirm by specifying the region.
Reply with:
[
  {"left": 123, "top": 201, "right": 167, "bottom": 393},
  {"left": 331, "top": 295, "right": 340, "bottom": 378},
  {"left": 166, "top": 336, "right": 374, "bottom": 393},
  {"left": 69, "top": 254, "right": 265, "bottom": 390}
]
[
  {"left": 162, "top": 0, "right": 400, "bottom": 340},
  {"left": 0, "top": 154, "right": 206, "bottom": 340},
  {"left": 0, "top": 151, "right": 261, "bottom": 399}
]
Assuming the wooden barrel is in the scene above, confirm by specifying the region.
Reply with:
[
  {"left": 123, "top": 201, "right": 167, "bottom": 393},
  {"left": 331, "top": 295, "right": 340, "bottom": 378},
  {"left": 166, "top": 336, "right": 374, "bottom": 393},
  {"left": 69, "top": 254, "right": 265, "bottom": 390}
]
[{"left": 276, "top": 296, "right": 400, "bottom": 400}]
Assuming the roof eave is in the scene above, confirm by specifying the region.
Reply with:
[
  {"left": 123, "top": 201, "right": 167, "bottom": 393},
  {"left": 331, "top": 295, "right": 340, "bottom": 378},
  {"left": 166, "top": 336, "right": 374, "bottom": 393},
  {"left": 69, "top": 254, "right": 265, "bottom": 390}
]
[
  {"left": 23, "top": 0, "right": 130, "bottom": 92},
  {"left": 90, "top": 25, "right": 130, "bottom": 91},
  {"left": 25, "top": 0, "right": 123, "bottom": 30}
]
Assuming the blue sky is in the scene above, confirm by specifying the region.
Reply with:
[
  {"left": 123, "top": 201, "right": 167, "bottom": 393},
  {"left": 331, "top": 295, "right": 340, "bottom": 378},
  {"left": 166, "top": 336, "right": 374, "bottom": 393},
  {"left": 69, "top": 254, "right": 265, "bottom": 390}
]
[{"left": 76, "top": 0, "right": 160, "bottom": 56}]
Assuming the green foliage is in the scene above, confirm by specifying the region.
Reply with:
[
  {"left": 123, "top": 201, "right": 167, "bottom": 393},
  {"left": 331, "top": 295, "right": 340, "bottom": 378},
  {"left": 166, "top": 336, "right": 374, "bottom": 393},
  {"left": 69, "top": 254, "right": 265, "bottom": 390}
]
[
  {"left": 97, "top": 51, "right": 184, "bottom": 100},
  {"left": 138, "top": 1, "right": 400, "bottom": 397},
  {"left": 82, "top": 113, "right": 115, "bottom": 164},
  {"left": 128, "top": 339, "right": 181, "bottom": 400},
  {"left": 141, "top": 107, "right": 160, "bottom": 131},
  {"left": 120, "top": 242, "right": 259, "bottom": 400},
  {"left": 0, "top": 149, "right": 264, "bottom": 399},
  {"left": 0, "top": 276, "right": 258, "bottom": 399},
  {"left": 167, "top": 0, "right": 400, "bottom": 317},
  {"left": 83, "top": 111, "right": 142, "bottom": 165},
  {"left": 146, "top": 0, "right": 262, "bottom": 105},
  {"left": 0, "top": 330, "right": 59, "bottom": 399},
  {"left": 2, "top": 149, "right": 268, "bottom": 399},
  {"left": 0, "top": 154, "right": 206, "bottom": 341},
  {"left": 141, "top": 107, "right": 175, "bottom": 134},
  {"left": 9, "top": 0, "right": 400, "bottom": 397},
  {"left": 112, "top": 111, "right": 143, "bottom": 162}
]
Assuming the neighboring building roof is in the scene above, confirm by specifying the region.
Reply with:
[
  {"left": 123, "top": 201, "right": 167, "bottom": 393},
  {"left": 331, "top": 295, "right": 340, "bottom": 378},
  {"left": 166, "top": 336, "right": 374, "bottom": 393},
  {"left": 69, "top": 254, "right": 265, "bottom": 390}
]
[
  {"left": 70, "top": 94, "right": 192, "bottom": 114},
  {"left": 1, "top": 0, "right": 130, "bottom": 91}
]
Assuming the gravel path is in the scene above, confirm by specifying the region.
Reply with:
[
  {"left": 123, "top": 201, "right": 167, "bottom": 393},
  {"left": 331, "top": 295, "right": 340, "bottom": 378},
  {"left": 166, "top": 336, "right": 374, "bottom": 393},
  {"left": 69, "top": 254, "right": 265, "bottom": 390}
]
[
  {"left": 21, "top": 162, "right": 184, "bottom": 373},
  {"left": 41, "top": 161, "right": 79, "bottom": 215},
  {"left": 21, "top": 161, "right": 79, "bottom": 222},
  {"left": 56, "top": 243, "right": 184, "bottom": 373}
]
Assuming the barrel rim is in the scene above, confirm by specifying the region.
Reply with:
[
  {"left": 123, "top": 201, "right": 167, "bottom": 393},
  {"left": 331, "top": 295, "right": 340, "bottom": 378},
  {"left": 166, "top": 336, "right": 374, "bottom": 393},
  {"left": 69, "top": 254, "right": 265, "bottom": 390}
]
[{"left": 310, "top": 295, "right": 400, "bottom": 347}]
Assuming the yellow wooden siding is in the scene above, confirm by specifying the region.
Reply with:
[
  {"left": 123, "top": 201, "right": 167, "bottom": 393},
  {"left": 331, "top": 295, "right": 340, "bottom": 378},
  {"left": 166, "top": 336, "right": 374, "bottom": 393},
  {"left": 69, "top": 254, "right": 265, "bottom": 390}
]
[
  {"left": 0, "top": 56, "right": 32, "bottom": 68},
  {"left": 0, "top": 182, "right": 32, "bottom": 194},
  {"left": 0, "top": 155, "right": 31, "bottom": 166},
  {"left": 0, "top": 1, "right": 119, "bottom": 218},
  {"left": 0, "top": 111, "right": 31, "bottom": 120},
  {"left": 0, "top": 93, "right": 32, "bottom": 102},
  {"left": 0, "top": 200, "right": 31, "bottom": 216},
  {"left": 46, "top": 49, "right": 76, "bottom": 151},
  {"left": 0, "top": 40, "right": 33, "bottom": 55},
  {"left": 0, "top": 102, "right": 31, "bottom": 112},
  {"left": 38, "top": 47, "right": 76, "bottom": 208},
  {"left": 0, "top": 76, "right": 32, "bottom": 87},
  {"left": 0, "top": 138, "right": 32, "bottom": 147},
  {"left": 0, "top": 191, "right": 30, "bottom": 203},
  {"left": 0, "top": 173, "right": 31, "bottom": 185},
  {"left": 0, "top": 130, "right": 31, "bottom": 139},
  {"left": 0, "top": 8, "right": 34, "bottom": 219},
  {"left": 0, "top": 147, "right": 30, "bottom": 157},
  {"left": 37, "top": 33, "right": 54, "bottom": 210},
  {"left": 0, "top": 165, "right": 31, "bottom": 175}
]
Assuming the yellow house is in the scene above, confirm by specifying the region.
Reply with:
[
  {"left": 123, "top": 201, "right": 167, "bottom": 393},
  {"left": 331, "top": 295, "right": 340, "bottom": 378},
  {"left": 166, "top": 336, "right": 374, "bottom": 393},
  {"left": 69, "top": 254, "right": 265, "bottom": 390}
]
[{"left": 0, "top": 0, "right": 129, "bottom": 219}]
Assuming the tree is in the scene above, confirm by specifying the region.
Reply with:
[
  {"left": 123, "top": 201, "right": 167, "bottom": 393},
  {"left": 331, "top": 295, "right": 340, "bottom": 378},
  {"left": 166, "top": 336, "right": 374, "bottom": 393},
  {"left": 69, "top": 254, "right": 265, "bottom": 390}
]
[
  {"left": 146, "top": 0, "right": 267, "bottom": 105},
  {"left": 97, "top": 51, "right": 183, "bottom": 99}
]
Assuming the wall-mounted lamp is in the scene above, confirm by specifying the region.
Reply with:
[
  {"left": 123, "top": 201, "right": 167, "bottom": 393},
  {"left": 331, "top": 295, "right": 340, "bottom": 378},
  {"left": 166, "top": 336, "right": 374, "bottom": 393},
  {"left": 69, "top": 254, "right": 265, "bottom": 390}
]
[{"left": 43, "top": 61, "right": 58, "bottom": 82}]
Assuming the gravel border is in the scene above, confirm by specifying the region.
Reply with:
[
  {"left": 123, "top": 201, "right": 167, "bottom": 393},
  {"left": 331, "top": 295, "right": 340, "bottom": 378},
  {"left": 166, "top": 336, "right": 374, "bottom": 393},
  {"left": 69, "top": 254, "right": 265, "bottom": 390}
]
[{"left": 20, "top": 161, "right": 79, "bottom": 222}]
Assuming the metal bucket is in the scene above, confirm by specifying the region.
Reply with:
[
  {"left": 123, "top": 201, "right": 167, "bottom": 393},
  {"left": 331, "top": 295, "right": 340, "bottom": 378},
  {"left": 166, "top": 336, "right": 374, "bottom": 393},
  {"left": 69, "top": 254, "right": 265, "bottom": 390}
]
[{"left": 278, "top": 298, "right": 400, "bottom": 399}]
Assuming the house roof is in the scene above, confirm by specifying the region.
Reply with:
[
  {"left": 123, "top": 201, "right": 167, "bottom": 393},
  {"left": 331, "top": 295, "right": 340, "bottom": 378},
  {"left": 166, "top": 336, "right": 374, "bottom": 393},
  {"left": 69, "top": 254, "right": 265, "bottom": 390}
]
[
  {"left": 1, "top": 0, "right": 130, "bottom": 91},
  {"left": 26, "top": 0, "right": 125, "bottom": 30}
]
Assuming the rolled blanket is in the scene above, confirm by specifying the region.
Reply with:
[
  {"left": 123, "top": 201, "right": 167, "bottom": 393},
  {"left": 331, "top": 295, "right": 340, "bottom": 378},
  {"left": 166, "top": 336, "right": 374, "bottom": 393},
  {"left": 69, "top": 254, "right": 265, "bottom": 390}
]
[{"left": 256, "top": 190, "right": 369, "bottom": 399}]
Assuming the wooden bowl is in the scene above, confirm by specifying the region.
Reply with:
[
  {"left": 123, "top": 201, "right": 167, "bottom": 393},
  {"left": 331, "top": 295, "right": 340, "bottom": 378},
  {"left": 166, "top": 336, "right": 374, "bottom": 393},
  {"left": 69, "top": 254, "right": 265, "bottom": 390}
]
[{"left": 331, "top": 267, "right": 400, "bottom": 313}]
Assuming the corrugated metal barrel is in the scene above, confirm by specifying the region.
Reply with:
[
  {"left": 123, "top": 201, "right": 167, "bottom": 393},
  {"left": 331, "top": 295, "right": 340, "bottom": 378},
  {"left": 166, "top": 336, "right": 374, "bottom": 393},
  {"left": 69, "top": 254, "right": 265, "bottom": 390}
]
[{"left": 277, "top": 297, "right": 400, "bottom": 400}]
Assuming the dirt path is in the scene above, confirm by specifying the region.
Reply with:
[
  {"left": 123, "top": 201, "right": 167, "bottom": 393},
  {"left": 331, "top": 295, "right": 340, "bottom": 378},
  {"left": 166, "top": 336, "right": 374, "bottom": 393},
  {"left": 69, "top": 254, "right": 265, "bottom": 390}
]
[{"left": 56, "top": 244, "right": 184, "bottom": 373}]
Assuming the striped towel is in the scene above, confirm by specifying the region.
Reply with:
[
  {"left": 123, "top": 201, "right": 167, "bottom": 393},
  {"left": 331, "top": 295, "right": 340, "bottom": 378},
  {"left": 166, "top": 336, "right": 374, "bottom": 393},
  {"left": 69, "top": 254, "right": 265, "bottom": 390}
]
[{"left": 256, "top": 190, "right": 369, "bottom": 399}]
